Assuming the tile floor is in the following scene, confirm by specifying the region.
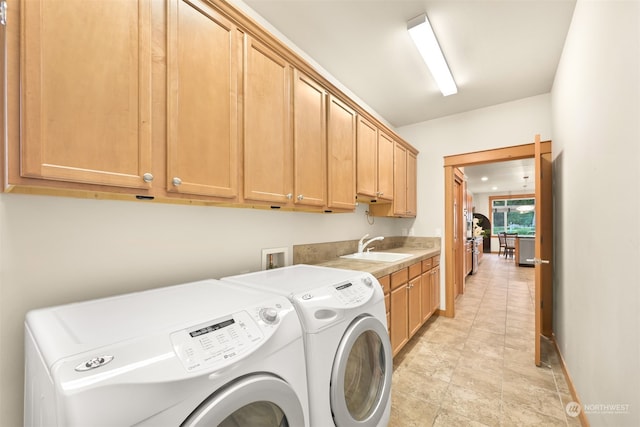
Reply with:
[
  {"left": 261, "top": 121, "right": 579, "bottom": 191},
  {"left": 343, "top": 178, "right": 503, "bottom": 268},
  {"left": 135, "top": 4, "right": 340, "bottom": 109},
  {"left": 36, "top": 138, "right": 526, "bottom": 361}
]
[{"left": 389, "top": 253, "right": 581, "bottom": 426}]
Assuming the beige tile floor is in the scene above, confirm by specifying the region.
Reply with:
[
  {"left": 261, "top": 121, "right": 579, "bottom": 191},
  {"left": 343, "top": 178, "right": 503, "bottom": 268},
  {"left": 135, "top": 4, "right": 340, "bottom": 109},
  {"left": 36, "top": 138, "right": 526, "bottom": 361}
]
[{"left": 389, "top": 253, "right": 581, "bottom": 427}]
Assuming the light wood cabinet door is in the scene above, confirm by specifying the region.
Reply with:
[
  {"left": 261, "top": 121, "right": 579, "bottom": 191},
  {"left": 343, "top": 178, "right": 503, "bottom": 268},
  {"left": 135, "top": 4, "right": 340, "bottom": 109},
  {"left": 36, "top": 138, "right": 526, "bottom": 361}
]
[
  {"left": 20, "top": 0, "right": 152, "bottom": 189},
  {"left": 327, "top": 95, "right": 356, "bottom": 210},
  {"left": 432, "top": 265, "right": 441, "bottom": 314},
  {"left": 406, "top": 150, "right": 417, "bottom": 216},
  {"left": 408, "top": 276, "right": 422, "bottom": 337},
  {"left": 356, "top": 118, "right": 394, "bottom": 203},
  {"left": 393, "top": 143, "right": 408, "bottom": 216},
  {"left": 356, "top": 116, "right": 377, "bottom": 199},
  {"left": 293, "top": 70, "right": 326, "bottom": 207},
  {"left": 377, "top": 131, "right": 395, "bottom": 202},
  {"left": 390, "top": 284, "right": 408, "bottom": 356},
  {"left": 420, "top": 271, "right": 432, "bottom": 323},
  {"left": 167, "top": 0, "right": 239, "bottom": 199},
  {"left": 244, "top": 37, "right": 292, "bottom": 204}
]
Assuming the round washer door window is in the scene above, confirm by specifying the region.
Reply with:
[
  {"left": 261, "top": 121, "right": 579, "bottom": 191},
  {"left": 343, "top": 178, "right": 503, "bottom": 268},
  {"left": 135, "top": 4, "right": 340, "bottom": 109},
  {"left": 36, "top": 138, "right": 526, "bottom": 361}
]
[
  {"left": 330, "top": 315, "right": 392, "bottom": 427},
  {"left": 181, "top": 374, "right": 304, "bottom": 427}
]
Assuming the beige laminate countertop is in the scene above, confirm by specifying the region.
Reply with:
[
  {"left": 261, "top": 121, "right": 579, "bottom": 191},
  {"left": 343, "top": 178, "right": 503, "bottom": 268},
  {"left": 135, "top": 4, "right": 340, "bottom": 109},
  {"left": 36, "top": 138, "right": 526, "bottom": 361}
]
[{"left": 312, "top": 247, "right": 441, "bottom": 279}]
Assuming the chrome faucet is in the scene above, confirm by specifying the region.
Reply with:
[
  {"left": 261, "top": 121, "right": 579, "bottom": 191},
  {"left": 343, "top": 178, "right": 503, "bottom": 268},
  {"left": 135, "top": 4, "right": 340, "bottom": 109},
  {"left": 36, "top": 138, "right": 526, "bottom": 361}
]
[{"left": 358, "top": 234, "right": 384, "bottom": 253}]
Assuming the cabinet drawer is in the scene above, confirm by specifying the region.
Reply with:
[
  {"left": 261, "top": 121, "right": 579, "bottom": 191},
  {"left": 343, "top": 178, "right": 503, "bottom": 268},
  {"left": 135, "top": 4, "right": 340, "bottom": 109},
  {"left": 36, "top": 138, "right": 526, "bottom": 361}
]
[
  {"left": 433, "top": 255, "right": 440, "bottom": 266},
  {"left": 378, "top": 274, "right": 391, "bottom": 294},
  {"left": 391, "top": 268, "right": 408, "bottom": 290},
  {"left": 408, "top": 262, "right": 421, "bottom": 279},
  {"left": 421, "top": 258, "right": 433, "bottom": 272}
]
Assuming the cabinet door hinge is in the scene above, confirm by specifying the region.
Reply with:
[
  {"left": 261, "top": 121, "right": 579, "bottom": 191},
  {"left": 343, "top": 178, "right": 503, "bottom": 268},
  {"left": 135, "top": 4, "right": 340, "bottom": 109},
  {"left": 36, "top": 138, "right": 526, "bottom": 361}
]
[{"left": 0, "top": 1, "right": 7, "bottom": 26}]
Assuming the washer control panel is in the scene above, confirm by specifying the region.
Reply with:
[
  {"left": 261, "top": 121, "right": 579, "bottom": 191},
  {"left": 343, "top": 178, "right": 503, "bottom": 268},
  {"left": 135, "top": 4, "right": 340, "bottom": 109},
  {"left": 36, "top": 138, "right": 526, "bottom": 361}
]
[
  {"left": 171, "top": 305, "right": 281, "bottom": 372},
  {"left": 294, "top": 273, "right": 379, "bottom": 307},
  {"left": 332, "top": 280, "right": 370, "bottom": 305}
]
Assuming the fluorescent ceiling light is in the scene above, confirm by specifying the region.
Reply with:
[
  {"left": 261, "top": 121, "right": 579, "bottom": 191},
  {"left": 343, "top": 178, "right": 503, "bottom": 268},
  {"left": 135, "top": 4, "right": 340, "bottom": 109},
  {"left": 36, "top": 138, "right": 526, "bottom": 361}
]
[
  {"left": 481, "top": 176, "right": 488, "bottom": 181},
  {"left": 407, "top": 13, "right": 457, "bottom": 96}
]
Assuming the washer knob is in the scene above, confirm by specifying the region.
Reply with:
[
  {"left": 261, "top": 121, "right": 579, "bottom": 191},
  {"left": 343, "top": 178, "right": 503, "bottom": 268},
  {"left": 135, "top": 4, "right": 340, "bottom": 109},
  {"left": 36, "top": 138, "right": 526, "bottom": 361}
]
[
  {"left": 362, "top": 276, "right": 373, "bottom": 287},
  {"left": 260, "top": 307, "right": 279, "bottom": 324}
]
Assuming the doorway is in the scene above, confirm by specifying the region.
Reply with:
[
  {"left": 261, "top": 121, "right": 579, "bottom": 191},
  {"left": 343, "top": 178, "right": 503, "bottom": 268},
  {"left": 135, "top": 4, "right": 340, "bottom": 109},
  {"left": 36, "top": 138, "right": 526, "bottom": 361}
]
[
  {"left": 443, "top": 143, "right": 537, "bottom": 317},
  {"left": 443, "top": 138, "right": 553, "bottom": 366}
]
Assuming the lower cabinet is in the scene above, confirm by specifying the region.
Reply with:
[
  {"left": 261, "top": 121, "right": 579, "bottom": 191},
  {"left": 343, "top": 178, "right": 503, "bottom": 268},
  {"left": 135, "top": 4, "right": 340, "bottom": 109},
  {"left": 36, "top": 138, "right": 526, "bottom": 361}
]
[
  {"left": 390, "top": 268, "right": 409, "bottom": 356},
  {"left": 431, "top": 256, "right": 440, "bottom": 314},
  {"left": 421, "top": 258, "right": 433, "bottom": 322},
  {"left": 431, "top": 257, "right": 441, "bottom": 314},
  {"left": 408, "top": 263, "right": 422, "bottom": 337},
  {"left": 386, "top": 255, "right": 440, "bottom": 357},
  {"left": 379, "top": 275, "right": 391, "bottom": 335}
]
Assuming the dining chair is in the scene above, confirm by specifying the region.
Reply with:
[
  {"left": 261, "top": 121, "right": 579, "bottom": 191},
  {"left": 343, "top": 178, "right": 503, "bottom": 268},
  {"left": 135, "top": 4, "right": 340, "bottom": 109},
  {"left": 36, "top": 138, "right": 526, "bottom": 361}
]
[
  {"left": 498, "top": 232, "right": 507, "bottom": 257},
  {"left": 505, "top": 233, "right": 517, "bottom": 259}
]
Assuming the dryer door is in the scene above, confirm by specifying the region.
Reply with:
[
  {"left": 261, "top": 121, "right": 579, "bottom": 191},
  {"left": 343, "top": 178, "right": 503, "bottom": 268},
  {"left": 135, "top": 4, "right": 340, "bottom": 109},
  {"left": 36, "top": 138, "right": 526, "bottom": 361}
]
[
  {"left": 181, "top": 374, "right": 305, "bottom": 427},
  {"left": 330, "top": 315, "right": 393, "bottom": 427}
]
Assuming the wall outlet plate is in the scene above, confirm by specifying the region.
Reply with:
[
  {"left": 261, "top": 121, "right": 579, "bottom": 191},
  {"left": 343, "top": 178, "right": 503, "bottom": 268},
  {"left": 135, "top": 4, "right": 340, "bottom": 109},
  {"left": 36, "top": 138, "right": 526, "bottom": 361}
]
[{"left": 261, "top": 247, "right": 289, "bottom": 270}]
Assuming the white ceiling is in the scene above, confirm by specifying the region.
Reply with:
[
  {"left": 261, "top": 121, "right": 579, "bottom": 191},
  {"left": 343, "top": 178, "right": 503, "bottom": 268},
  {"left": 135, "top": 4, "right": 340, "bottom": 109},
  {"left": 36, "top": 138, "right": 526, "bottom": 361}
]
[
  {"left": 242, "top": 0, "right": 576, "bottom": 128},
  {"left": 464, "top": 158, "right": 535, "bottom": 195}
]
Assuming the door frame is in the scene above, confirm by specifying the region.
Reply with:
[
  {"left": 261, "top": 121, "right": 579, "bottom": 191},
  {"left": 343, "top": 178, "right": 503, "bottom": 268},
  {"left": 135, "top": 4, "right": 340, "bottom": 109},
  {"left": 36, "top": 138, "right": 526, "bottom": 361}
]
[{"left": 442, "top": 142, "right": 543, "bottom": 317}]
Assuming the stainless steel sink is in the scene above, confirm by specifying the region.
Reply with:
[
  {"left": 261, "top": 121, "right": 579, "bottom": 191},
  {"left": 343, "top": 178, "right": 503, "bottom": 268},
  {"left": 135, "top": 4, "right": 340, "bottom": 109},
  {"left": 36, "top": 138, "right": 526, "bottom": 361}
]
[{"left": 339, "top": 252, "right": 413, "bottom": 262}]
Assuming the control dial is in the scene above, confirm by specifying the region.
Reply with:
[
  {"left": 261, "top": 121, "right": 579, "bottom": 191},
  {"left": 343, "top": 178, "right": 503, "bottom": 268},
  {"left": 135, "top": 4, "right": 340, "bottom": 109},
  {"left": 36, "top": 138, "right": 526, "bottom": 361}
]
[
  {"left": 259, "top": 307, "right": 279, "bottom": 324},
  {"left": 362, "top": 276, "right": 373, "bottom": 287}
]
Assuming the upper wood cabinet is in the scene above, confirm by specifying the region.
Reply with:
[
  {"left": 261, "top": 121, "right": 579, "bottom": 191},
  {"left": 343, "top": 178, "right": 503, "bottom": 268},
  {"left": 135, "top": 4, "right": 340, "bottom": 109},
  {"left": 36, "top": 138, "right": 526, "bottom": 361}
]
[
  {"left": 393, "top": 143, "right": 408, "bottom": 216},
  {"left": 19, "top": 0, "right": 153, "bottom": 190},
  {"left": 292, "top": 70, "right": 327, "bottom": 208},
  {"left": 327, "top": 95, "right": 357, "bottom": 211},
  {"left": 356, "top": 117, "right": 377, "bottom": 198},
  {"left": 3, "top": 0, "right": 416, "bottom": 214},
  {"left": 377, "top": 131, "right": 395, "bottom": 202},
  {"left": 406, "top": 151, "right": 417, "bottom": 216},
  {"left": 243, "top": 36, "right": 293, "bottom": 205},
  {"left": 166, "top": 0, "right": 239, "bottom": 199},
  {"left": 369, "top": 142, "right": 418, "bottom": 218},
  {"left": 356, "top": 117, "right": 394, "bottom": 203}
]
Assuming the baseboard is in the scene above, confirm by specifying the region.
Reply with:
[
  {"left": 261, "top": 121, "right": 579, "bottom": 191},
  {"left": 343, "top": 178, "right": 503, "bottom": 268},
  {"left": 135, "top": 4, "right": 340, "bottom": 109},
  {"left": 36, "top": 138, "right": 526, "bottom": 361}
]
[{"left": 551, "top": 333, "right": 590, "bottom": 427}]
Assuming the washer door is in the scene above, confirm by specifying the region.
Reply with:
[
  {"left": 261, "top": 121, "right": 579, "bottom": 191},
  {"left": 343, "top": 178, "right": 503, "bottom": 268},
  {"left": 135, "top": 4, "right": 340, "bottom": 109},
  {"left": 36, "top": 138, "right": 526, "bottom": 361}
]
[
  {"left": 330, "top": 315, "right": 392, "bottom": 427},
  {"left": 181, "top": 374, "right": 305, "bottom": 427}
]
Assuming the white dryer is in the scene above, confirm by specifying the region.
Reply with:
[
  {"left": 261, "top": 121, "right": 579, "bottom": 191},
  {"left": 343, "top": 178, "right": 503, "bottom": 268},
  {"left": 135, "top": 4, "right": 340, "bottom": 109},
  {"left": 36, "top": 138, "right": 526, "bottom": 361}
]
[
  {"left": 24, "top": 279, "right": 309, "bottom": 427},
  {"left": 222, "top": 264, "right": 392, "bottom": 427}
]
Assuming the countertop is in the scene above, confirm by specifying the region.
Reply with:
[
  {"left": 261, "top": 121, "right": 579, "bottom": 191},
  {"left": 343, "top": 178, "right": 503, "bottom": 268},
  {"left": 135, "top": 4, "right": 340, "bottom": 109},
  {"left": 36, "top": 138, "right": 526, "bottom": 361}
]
[{"left": 313, "top": 247, "right": 441, "bottom": 279}]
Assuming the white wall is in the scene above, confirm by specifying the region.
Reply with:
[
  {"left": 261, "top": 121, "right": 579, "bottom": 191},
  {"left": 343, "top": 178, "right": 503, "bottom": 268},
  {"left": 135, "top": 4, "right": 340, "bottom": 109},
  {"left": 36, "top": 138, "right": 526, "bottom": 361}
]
[
  {"left": 551, "top": 0, "right": 640, "bottom": 425},
  {"left": 0, "top": 194, "right": 409, "bottom": 425},
  {"left": 397, "top": 94, "right": 552, "bottom": 308}
]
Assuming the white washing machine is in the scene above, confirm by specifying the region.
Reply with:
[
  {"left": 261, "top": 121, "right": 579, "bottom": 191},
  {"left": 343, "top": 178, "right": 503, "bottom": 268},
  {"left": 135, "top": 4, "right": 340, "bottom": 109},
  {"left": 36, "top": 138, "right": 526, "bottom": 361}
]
[
  {"left": 24, "top": 279, "right": 309, "bottom": 427},
  {"left": 222, "top": 264, "right": 392, "bottom": 427}
]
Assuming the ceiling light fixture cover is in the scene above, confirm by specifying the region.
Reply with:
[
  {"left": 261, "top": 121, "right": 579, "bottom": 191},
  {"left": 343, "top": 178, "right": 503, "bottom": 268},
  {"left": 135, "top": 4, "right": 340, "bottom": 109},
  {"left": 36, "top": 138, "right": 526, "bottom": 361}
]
[{"left": 407, "top": 13, "right": 457, "bottom": 96}]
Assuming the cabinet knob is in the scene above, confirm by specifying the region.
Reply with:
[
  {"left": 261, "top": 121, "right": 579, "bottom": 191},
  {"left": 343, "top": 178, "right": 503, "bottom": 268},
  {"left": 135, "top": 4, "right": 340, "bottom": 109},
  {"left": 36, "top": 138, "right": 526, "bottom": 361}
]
[
  {"left": 172, "top": 177, "right": 182, "bottom": 186},
  {"left": 297, "top": 194, "right": 304, "bottom": 201},
  {"left": 142, "top": 173, "right": 154, "bottom": 183},
  {"left": 286, "top": 193, "right": 293, "bottom": 200}
]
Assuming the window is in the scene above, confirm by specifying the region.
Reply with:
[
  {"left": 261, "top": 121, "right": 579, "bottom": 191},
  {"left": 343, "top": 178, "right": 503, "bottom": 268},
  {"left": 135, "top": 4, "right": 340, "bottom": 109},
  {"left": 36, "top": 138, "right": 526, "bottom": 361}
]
[{"left": 490, "top": 195, "right": 535, "bottom": 236}]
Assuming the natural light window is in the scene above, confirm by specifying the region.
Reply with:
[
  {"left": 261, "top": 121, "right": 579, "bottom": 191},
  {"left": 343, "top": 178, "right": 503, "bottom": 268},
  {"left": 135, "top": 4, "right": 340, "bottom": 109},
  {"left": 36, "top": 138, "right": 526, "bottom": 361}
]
[{"left": 490, "top": 195, "right": 535, "bottom": 236}]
